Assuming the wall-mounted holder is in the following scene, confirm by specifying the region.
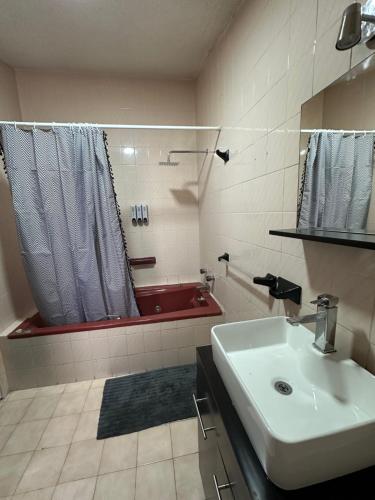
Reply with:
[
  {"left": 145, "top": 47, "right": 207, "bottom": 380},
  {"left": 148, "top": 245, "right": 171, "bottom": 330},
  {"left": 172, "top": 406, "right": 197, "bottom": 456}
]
[
  {"left": 216, "top": 149, "right": 230, "bottom": 164},
  {"left": 131, "top": 204, "right": 149, "bottom": 226},
  {"left": 218, "top": 252, "right": 302, "bottom": 304},
  {"left": 129, "top": 257, "right": 156, "bottom": 266},
  {"left": 218, "top": 252, "right": 230, "bottom": 262},
  {"left": 253, "top": 274, "right": 302, "bottom": 305}
]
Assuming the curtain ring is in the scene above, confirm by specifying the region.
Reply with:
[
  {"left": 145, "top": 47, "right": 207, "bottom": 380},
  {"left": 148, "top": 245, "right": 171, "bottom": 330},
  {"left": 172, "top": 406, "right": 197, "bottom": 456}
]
[
  {"left": 33, "top": 122, "right": 36, "bottom": 131},
  {"left": 14, "top": 121, "right": 17, "bottom": 130}
]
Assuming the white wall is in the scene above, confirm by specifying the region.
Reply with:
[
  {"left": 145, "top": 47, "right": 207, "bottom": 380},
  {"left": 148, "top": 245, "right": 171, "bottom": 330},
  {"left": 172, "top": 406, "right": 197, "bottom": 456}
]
[
  {"left": 0, "top": 61, "right": 36, "bottom": 394},
  {"left": 196, "top": 0, "right": 375, "bottom": 372},
  {"left": 15, "top": 69, "right": 201, "bottom": 286}
]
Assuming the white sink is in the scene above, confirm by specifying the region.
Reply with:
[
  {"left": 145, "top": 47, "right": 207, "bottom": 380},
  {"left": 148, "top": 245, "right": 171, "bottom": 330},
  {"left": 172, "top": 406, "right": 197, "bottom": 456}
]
[{"left": 211, "top": 317, "right": 375, "bottom": 490}]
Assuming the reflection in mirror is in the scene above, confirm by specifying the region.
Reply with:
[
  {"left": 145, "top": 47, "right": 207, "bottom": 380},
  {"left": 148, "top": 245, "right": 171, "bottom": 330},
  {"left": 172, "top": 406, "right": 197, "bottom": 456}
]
[{"left": 297, "top": 53, "right": 375, "bottom": 235}]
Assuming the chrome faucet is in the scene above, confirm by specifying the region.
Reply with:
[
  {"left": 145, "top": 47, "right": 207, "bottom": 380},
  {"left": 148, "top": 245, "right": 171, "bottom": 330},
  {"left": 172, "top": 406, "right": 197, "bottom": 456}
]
[
  {"left": 199, "top": 268, "right": 215, "bottom": 293},
  {"left": 287, "top": 294, "right": 339, "bottom": 354}
]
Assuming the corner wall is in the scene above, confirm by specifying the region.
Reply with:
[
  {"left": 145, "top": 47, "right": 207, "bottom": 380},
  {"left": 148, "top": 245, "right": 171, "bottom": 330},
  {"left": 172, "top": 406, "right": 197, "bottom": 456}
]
[
  {"left": 0, "top": 60, "right": 35, "bottom": 395},
  {"left": 196, "top": 0, "right": 375, "bottom": 371}
]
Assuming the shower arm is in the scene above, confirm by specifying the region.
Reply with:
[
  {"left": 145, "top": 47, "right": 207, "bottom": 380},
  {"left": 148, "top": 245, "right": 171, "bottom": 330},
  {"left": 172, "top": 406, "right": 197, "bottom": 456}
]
[
  {"left": 168, "top": 149, "right": 230, "bottom": 163},
  {"left": 168, "top": 149, "right": 210, "bottom": 155}
]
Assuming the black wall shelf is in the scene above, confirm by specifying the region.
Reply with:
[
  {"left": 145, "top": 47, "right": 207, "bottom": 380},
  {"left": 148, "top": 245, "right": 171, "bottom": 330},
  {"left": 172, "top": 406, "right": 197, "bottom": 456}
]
[{"left": 269, "top": 228, "right": 375, "bottom": 250}]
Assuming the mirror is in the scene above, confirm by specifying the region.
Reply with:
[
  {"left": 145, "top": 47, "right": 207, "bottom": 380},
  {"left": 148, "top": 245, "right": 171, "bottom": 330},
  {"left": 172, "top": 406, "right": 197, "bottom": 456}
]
[{"left": 298, "top": 53, "right": 375, "bottom": 235}]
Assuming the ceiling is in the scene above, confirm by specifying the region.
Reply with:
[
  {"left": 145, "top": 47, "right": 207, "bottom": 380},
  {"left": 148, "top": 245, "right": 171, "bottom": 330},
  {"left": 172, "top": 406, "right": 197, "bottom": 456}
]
[{"left": 0, "top": 0, "right": 242, "bottom": 79}]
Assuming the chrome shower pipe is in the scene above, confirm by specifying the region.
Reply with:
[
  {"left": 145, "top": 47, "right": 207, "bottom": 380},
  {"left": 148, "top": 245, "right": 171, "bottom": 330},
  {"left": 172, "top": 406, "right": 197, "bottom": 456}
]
[
  {"left": 168, "top": 149, "right": 211, "bottom": 155},
  {"left": 167, "top": 148, "right": 230, "bottom": 164}
]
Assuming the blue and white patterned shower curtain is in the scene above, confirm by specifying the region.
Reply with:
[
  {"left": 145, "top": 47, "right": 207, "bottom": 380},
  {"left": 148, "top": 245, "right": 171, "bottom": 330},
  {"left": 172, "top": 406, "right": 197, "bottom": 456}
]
[
  {"left": 298, "top": 131, "right": 374, "bottom": 230},
  {"left": 0, "top": 124, "right": 139, "bottom": 325}
]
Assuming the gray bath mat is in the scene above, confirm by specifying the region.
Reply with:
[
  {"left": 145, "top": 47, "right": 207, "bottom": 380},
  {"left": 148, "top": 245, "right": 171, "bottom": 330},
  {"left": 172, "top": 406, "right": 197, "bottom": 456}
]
[{"left": 97, "top": 364, "right": 197, "bottom": 439}]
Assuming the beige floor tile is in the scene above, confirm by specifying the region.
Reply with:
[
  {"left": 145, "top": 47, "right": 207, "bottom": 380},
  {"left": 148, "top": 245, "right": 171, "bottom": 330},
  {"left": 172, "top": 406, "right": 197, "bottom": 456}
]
[
  {"left": 174, "top": 454, "right": 205, "bottom": 500},
  {"left": 0, "top": 452, "right": 32, "bottom": 497},
  {"left": 52, "top": 477, "right": 96, "bottom": 500},
  {"left": 99, "top": 433, "right": 137, "bottom": 474},
  {"left": 53, "top": 392, "right": 87, "bottom": 417},
  {"left": 72, "top": 411, "right": 99, "bottom": 442},
  {"left": 38, "top": 415, "right": 79, "bottom": 449},
  {"left": 0, "top": 425, "right": 16, "bottom": 452},
  {"left": 1, "top": 420, "right": 49, "bottom": 456},
  {"left": 94, "top": 469, "right": 136, "bottom": 500},
  {"left": 16, "top": 445, "right": 69, "bottom": 493},
  {"left": 37, "top": 386, "right": 65, "bottom": 397},
  {"left": 83, "top": 388, "right": 103, "bottom": 412},
  {"left": 137, "top": 424, "right": 172, "bottom": 466},
  {"left": 13, "top": 486, "right": 55, "bottom": 499},
  {"left": 64, "top": 381, "right": 92, "bottom": 393},
  {"left": 7, "top": 389, "right": 39, "bottom": 401},
  {"left": 59, "top": 439, "right": 103, "bottom": 483},
  {"left": 170, "top": 418, "right": 198, "bottom": 457},
  {"left": 135, "top": 460, "right": 176, "bottom": 500},
  {"left": 22, "top": 396, "right": 60, "bottom": 422},
  {"left": 0, "top": 399, "right": 32, "bottom": 425},
  {"left": 91, "top": 378, "right": 107, "bottom": 389}
]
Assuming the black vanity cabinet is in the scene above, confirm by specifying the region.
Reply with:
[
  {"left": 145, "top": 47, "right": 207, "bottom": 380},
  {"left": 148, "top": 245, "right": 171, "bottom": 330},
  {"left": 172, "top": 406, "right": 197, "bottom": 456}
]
[
  {"left": 196, "top": 347, "right": 254, "bottom": 500},
  {"left": 196, "top": 346, "right": 375, "bottom": 500}
]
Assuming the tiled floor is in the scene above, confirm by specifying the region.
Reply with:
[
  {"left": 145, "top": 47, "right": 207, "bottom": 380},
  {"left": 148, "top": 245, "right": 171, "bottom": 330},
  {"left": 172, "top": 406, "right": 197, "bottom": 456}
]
[{"left": 0, "top": 379, "right": 205, "bottom": 499}]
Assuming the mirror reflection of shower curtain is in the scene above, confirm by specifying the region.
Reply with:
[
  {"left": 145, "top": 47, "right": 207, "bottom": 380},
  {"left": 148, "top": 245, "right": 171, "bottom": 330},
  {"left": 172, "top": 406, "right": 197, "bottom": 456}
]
[
  {"left": 0, "top": 124, "right": 139, "bottom": 326},
  {"left": 298, "top": 131, "right": 375, "bottom": 231}
]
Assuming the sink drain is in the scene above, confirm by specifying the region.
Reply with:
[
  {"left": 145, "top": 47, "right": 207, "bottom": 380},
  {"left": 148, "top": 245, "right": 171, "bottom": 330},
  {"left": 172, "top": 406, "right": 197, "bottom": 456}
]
[{"left": 274, "top": 380, "right": 293, "bottom": 395}]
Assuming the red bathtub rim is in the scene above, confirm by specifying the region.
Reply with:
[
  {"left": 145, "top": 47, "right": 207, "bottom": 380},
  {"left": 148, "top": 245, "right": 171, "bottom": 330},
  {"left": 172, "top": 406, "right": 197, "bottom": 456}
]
[{"left": 8, "top": 282, "right": 222, "bottom": 339}]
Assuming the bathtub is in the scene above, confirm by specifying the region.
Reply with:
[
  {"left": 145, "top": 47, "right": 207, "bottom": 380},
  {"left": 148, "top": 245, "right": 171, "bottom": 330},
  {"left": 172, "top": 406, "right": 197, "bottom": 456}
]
[
  {"left": 0, "top": 282, "right": 222, "bottom": 390},
  {"left": 8, "top": 282, "right": 222, "bottom": 339}
]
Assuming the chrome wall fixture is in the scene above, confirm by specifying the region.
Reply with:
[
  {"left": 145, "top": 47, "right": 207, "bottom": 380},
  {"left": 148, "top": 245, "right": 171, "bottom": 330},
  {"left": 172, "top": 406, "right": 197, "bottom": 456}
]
[
  {"left": 131, "top": 204, "right": 149, "bottom": 225},
  {"left": 218, "top": 253, "right": 302, "bottom": 305},
  {"left": 159, "top": 149, "right": 230, "bottom": 166},
  {"left": 336, "top": 1, "right": 375, "bottom": 50}
]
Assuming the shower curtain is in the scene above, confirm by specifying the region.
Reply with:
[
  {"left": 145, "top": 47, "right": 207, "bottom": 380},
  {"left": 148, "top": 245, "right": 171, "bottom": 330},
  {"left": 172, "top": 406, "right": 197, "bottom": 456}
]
[
  {"left": 0, "top": 124, "right": 139, "bottom": 325},
  {"left": 298, "top": 131, "right": 374, "bottom": 230}
]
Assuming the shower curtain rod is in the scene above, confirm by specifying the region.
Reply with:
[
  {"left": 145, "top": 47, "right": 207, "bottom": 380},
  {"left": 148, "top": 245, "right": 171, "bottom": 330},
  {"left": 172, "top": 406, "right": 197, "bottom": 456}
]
[
  {"left": 301, "top": 128, "right": 375, "bottom": 133},
  {"left": 0, "top": 120, "right": 221, "bottom": 131}
]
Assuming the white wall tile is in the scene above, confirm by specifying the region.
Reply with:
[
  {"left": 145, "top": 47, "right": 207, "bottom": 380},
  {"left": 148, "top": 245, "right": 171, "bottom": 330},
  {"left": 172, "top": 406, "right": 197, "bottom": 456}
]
[
  {"left": 89, "top": 338, "right": 109, "bottom": 360},
  {"left": 313, "top": 19, "right": 351, "bottom": 95},
  {"left": 108, "top": 335, "right": 128, "bottom": 357},
  {"left": 196, "top": 0, "right": 374, "bottom": 374},
  {"left": 126, "top": 332, "right": 144, "bottom": 355}
]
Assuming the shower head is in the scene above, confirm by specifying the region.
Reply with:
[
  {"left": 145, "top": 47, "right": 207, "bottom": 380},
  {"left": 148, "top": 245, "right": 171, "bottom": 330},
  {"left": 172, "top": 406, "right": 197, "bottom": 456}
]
[
  {"left": 336, "top": 2, "right": 375, "bottom": 50},
  {"left": 158, "top": 154, "right": 179, "bottom": 166}
]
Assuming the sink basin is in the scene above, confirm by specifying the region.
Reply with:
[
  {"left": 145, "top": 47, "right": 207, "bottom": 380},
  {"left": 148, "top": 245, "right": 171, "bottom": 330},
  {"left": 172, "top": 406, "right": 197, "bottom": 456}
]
[{"left": 211, "top": 316, "right": 375, "bottom": 490}]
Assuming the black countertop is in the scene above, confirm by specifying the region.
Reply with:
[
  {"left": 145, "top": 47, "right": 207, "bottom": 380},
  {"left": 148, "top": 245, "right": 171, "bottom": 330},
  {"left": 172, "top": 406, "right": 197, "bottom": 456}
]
[{"left": 197, "top": 345, "right": 374, "bottom": 500}]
